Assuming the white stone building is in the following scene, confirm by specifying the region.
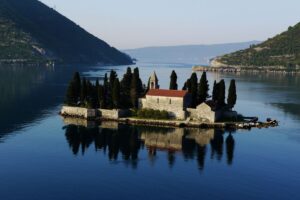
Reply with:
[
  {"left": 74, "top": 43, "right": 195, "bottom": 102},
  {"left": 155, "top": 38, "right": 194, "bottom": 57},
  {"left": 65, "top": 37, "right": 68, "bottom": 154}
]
[{"left": 139, "top": 72, "right": 191, "bottom": 120}]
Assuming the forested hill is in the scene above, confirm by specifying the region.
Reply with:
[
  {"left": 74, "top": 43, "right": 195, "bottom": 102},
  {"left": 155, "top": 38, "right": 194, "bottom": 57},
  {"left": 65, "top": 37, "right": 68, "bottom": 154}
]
[
  {"left": 0, "top": 0, "right": 132, "bottom": 65},
  {"left": 212, "top": 22, "right": 300, "bottom": 70}
]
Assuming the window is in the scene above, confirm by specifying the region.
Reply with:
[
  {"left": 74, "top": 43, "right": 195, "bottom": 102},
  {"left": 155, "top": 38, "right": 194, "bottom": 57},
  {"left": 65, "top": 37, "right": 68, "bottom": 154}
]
[
  {"left": 169, "top": 99, "right": 172, "bottom": 104},
  {"left": 157, "top": 98, "right": 159, "bottom": 103}
]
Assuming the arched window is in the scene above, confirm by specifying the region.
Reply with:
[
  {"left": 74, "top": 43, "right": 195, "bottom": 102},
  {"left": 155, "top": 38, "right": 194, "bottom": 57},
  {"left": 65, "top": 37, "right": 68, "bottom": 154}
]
[
  {"left": 169, "top": 99, "right": 172, "bottom": 104},
  {"left": 157, "top": 98, "right": 159, "bottom": 103}
]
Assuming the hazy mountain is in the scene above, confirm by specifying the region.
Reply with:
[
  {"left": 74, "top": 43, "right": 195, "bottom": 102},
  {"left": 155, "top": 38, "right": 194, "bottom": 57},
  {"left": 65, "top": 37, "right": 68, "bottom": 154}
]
[
  {"left": 0, "top": 0, "right": 132, "bottom": 65},
  {"left": 124, "top": 41, "right": 260, "bottom": 65},
  {"left": 213, "top": 22, "right": 300, "bottom": 69}
]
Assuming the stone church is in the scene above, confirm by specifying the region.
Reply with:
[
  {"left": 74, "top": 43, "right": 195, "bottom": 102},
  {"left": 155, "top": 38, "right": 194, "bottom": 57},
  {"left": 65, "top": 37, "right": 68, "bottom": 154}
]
[
  {"left": 139, "top": 72, "right": 237, "bottom": 122},
  {"left": 139, "top": 72, "right": 192, "bottom": 120}
]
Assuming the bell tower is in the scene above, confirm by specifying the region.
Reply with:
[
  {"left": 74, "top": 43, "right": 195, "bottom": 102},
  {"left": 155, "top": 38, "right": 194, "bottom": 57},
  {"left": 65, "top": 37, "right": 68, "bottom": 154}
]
[{"left": 149, "top": 71, "right": 159, "bottom": 89}]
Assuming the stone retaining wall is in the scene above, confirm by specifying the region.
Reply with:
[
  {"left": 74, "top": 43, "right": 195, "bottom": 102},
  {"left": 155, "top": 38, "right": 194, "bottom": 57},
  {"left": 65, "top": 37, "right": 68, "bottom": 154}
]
[{"left": 61, "top": 106, "right": 96, "bottom": 119}]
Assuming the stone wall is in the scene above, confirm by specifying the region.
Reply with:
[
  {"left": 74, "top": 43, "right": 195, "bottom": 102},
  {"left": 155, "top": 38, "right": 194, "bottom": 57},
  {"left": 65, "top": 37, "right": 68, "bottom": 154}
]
[
  {"left": 98, "top": 109, "right": 130, "bottom": 119},
  {"left": 187, "top": 103, "right": 216, "bottom": 123},
  {"left": 61, "top": 106, "right": 96, "bottom": 119},
  {"left": 139, "top": 95, "right": 186, "bottom": 120}
]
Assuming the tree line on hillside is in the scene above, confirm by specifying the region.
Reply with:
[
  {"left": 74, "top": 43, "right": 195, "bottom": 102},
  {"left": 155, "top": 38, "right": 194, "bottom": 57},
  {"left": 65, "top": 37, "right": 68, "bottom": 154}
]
[{"left": 65, "top": 68, "right": 237, "bottom": 110}]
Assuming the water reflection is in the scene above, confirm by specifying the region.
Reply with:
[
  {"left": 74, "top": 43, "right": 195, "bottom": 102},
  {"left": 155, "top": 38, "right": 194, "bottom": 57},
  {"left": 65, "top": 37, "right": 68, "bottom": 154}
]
[{"left": 63, "top": 120, "right": 236, "bottom": 170}]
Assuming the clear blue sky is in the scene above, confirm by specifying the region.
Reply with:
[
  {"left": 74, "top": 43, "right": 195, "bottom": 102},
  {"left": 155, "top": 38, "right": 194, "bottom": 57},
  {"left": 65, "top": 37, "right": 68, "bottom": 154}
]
[{"left": 40, "top": 0, "right": 300, "bottom": 49}]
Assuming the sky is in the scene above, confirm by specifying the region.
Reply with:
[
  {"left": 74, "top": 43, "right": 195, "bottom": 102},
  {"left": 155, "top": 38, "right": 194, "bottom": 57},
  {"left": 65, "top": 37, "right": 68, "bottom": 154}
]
[{"left": 40, "top": 0, "right": 300, "bottom": 49}]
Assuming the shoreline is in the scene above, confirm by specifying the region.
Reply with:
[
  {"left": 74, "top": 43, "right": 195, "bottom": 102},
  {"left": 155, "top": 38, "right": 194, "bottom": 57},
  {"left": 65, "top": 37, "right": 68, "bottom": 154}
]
[{"left": 60, "top": 113, "right": 279, "bottom": 130}]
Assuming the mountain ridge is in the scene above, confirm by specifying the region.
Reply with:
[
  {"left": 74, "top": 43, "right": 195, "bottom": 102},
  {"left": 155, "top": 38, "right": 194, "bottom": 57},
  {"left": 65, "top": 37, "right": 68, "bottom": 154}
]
[
  {"left": 124, "top": 41, "right": 260, "bottom": 65},
  {"left": 0, "top": 0, "right": 132, "bottom": 65},
  {"left": 212, "top": 22, "right": 300, "bottom": 70}
]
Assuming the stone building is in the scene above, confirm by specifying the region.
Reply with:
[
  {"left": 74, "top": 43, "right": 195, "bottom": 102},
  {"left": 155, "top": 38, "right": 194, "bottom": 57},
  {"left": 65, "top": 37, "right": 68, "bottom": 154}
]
[
  {"left": 139, "top": 89, "right": 191, "bottom": 120},
  {"left": 139, "top": 72, "right": 190, "bottom": 119}
]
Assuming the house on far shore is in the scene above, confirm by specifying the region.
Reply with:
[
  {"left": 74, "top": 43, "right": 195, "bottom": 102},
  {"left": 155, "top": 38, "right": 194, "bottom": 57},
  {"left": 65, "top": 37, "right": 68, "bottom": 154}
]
[{"left": 139, "top": 72, "right": 237, "bottom": 122}]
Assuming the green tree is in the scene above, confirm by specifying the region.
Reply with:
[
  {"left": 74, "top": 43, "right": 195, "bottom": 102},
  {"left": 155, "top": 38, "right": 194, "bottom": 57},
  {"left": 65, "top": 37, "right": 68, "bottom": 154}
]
[
  {"left": 98, "top": 85, "right": 106, "bottom": 109},
  {"left": 190, "top": 73, "right": 198, "bottom": 108},
  {"left": 217, "top": 79, "right": 226, "bottom": 107},
  {"left": 227, "top": 79, "right": 237, "bottom": 109},
  {"left": 112, "top": 78, "right": 121, "bottom": 108},
  {"left": 121, "top": 67, "right": 132, "bottom": 108},
  {"left": 65, "top": 79, "right": 76, "bottom": 105},
  {"left": 169, "top": 70, "right": 178, "bottom": 90},
  {"left": 73, "top": 72, "right": 81, "bottom": 101},
  {"left": 109, "top": 70, "right": 118, "bottom": 89},
  {"left": 80, "top": 78, "right": 87, "bottom": 102},
  {"left": 212, "top": 80, "right": 218, "bottom": 102},
  {"left": 198, "top": 72, "right": 209, "bottom": 104}
]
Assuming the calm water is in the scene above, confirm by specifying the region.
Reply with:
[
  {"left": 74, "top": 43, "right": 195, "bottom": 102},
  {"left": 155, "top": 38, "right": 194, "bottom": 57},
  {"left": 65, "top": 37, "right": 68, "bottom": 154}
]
[{"left": 0, "top": 63, "right": 299, "bottom": 200}]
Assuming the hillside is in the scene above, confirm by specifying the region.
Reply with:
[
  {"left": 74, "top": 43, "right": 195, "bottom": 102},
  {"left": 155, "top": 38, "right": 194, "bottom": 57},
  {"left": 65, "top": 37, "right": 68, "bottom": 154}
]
[
  {"left": 0, "top": 0, "right": 132, "bottom": 65},
  {"left": 124, "top": 41, "right": 260, "bottom": 65},
  {"left": 213, "top": 22, "right": 300, "bottom": 70}
]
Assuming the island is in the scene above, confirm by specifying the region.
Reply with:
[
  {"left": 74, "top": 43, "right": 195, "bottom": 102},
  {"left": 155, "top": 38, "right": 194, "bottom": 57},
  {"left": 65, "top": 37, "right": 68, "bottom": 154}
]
[{"left": 60, "top": 68, "right": 278, "bottom": 129}]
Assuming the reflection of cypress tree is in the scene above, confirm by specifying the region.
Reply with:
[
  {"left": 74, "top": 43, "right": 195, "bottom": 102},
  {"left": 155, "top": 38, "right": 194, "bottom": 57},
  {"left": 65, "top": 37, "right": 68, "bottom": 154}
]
[
  {"left": 210, "top": 131, "right": 224, "bottom": 161},
  {"left": 182, "top": 138, "right": 196, "bottom": 160},
  {"left": 226, "top": 133, "right": 235, "bottom": 165},
  {"left": 168, "top": 151, "right": 176, "bottom": 168},
  {"left": 197, "top": 145, "right": 206, "bottom": 171}
]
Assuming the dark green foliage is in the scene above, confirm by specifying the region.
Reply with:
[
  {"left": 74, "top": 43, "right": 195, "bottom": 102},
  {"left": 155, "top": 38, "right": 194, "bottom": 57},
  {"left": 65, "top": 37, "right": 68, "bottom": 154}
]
[
  {"left": 227, "top": 79, "right": 237, "bottom": 108},
  {"left": 120, "top": 67, "right": 132, "bottom": 108},
  {"left": 182, "top": 78, "right": 191, "bottom": 91},
  {"left": 190, "top": 73, "right": 198, "bottom": 108},
  {"left": 136, "top": 109, "right": 169, "bottom": 120},
  {"left": 130, "top": 68, "right": 144, "bottom": 108},
  {"left": 212, "top": 80, "right": 218, "bottom": 102},
  {"left": 109, "top": 70, "right": 118, "bottom": 89},
  {"left": 217, "top": 79, "right": 226, "bottom": 107},
  {"left": 112, "top": 78, "right": 120, "bottom": 108},
  {"left": 218, "top": 22, "right": 300, "bottom": 68},
  {"left": 98, "top": 85, "right": 106, "bottom": 109},
  {"left": 169, "top": 70, "right": 178, "bottom": 90},
  {"left": 65, "top": 80, "right": 77, "bottom": 106},
  {"left": 80, "top": 78, "right": 87, "bottom": 102},
  {"left": 198, "top": 72, "right": 209, "bottom": 104},
  {"left": 0, "top": 0, "right": 133, "bottom": 65}
]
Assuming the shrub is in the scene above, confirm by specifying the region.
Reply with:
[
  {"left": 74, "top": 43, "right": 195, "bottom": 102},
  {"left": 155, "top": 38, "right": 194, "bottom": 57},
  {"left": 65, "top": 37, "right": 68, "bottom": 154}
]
[{"left": 136, "top": 109, "right": 170, "bottom": 120}]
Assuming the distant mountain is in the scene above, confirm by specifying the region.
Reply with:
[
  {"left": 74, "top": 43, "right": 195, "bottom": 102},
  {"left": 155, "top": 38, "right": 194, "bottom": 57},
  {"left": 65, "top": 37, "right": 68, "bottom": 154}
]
[
  {"left": 123, "top": 41, "right": 260, "bottom": 65},
  {"left": 0, "top": 0, "right": 132, "bottom": 65},
  {"left": 212, "top": 22, "right": 300, "bottom": 70}
]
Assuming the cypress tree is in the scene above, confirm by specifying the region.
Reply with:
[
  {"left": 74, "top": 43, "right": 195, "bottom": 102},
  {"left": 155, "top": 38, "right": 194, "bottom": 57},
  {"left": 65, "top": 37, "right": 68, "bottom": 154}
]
[
  {"left": 121, "top": 67, "right": 132, "bottom": 108},
  {"left": 80, "top": 78, "right": 87, "bottom": 103},
  {"left": 190, "top": 73, "right": 198, "bottom": 108},
  {"left": 112, "top": 78, "right": 121, "bottom": 108},
  {"left": 212, "top": 80, "right": 218, "bottom": 102},
  {"left": 169, "top": 70, "right": 178, "bottom": 90},
  {"left": 130, "top": 74, "right": 138, "bottom": 108},
  {"left": 95, "top": 78, "right": 100, "bottom": 108},
  {"left": 227, "top": 79, "right": 237, "bottom": 109},
  {"left": 65, "top": 79, "right": 76, "bottom": 106},
  {"left": 198, "top": 72, "right": 209, "bottom": 104},
  {"left": 217, "top": 79, "right": 226, "bottom": 107},
  {"left": 109, "top": 70, "right": 118, "bottom": 89},
  {"left": 73, "top": 72, "right": 81, "bottom": 101},
  {"left": 133, "top": 67, "right": 143, "bottom": 96},
  {"left": 98, "top": 85, "right": 106, "bottom": 109}
]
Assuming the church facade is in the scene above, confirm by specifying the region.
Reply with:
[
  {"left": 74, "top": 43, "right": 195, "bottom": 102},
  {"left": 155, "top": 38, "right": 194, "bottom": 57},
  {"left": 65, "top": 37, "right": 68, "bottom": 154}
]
[{"left": 139, "top": 72, "right": 191, "bottom": 120}]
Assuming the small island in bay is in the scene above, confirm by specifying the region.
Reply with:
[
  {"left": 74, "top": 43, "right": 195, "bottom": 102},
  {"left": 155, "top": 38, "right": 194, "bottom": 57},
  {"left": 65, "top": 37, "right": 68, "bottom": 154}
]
[{"left": 60, "top": 68, "right": 278, "bottom": 129}]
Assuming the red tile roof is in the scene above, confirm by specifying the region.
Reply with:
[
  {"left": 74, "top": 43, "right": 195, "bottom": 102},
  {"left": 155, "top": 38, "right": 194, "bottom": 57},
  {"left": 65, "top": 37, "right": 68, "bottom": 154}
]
[{"left": 146, "top": 89, "right": 189, "bottom": 98}]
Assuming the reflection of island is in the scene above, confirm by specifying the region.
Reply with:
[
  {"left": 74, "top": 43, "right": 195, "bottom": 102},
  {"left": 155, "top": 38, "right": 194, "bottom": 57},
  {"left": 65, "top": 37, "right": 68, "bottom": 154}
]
[{"left": 63, "top": 122, "right": 235, "bottom": 170}]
